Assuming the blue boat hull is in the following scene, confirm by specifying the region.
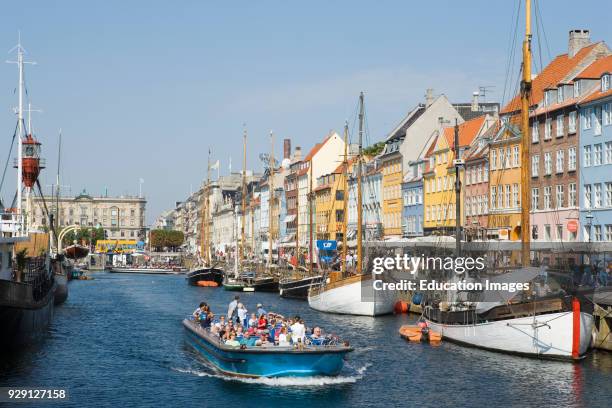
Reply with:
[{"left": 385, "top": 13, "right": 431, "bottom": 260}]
[{"left": 183, "top": 320, "right": 351, "bottom": 377}]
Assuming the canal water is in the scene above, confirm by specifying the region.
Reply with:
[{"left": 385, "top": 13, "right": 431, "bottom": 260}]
[{"left": 1, "top": 272, "right": 611, "bottom": 408}]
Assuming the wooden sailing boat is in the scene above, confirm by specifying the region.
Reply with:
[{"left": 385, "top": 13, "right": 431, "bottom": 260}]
[
  {"left": 422, "top": 0, "right": 594, "bottom": 359},
  {"left": 307, "top": 92, "right": 395, "bottom": 316},
  {"left": 187, "top": 149, "right": 224, "bottom": 286}
]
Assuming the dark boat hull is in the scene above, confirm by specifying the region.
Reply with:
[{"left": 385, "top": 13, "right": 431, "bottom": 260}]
[
  {"left": 279, "top": 275, "right": 323, "bottom": 299},
  {"left": 0, "top": 280, "right": 56, "bottom": 349},
  {"left": 186, "top": 268, "right": 224, "bottom": 286},
  {"left": 246, "top": 277, "right": 279, "bottom": 292},
  {"left": 54, "top": 273, "right": 68, "bottom": 305}
]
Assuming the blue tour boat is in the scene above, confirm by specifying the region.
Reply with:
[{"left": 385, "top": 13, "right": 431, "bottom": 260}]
[{"left": 183, "top": 319, "right": 353, "bottom": 377}]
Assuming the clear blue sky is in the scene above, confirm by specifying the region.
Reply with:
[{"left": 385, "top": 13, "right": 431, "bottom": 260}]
[{"left": 1, "top": 0, "right": 610, "bottom": 223}]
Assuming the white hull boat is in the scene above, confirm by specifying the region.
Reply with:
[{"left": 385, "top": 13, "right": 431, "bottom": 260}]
[{"left": 308, "top": 275, "right": 395, "bottom": 316}]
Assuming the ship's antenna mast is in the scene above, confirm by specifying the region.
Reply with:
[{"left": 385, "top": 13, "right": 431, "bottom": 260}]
[
  {"left": 7, "top": 32, "right": 36, "bottom": 221},
  {"left": 520, "top": 0, "right": 532, "bottom": 267}
]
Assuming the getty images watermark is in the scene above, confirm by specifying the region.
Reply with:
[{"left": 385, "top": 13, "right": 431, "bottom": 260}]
[{"left": 370, "top": 254, "right": 531, "bottom": 293}]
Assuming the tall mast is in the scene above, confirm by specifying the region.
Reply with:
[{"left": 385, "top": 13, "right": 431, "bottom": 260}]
[
  {"left": 56, "top": 129, "right": 62, "bottom": 231},
  {"left": 200, "top": 149, "right": 211, "bottom": 265},
  {"left": 268, "top": 132, "right": 274, "bottom": 268},
  {"left": 341, "top": 121, "right": 349, "bottom": 274},
  {"left": 309, "top": 158, "right": 314, "bottom": 275},
  {"left": 240, "top": 127, "right": 247, "bottom": 268},
  {"left": 295, "top": 164, "right": 299, "bottom": 264},
  {"left": 357, "top": 92, "right": 364, "bottom": 275},
  {"left": 454, "top": 119, "right": 461, "bottom": 256},
  {"left": 520, "top": 0, "right": 532, "bottom": 267}
]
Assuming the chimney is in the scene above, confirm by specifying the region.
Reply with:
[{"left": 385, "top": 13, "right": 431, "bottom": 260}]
[
  {"left": 568, "top": 29, "right": 590, "bottom": 58},
  {"left": 283, "top": 138, "right": 291, "bottom": 160},
  {"left": 293, "top": 146, "right": 302, "bottom": 162},
  {"left": 471, "top": 91, "right": 479, "bottom": 112},
  {"left": 425, "top": 88, "right": 434, "bottom": 108}
]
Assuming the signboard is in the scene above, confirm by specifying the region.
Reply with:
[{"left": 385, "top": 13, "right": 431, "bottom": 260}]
[
  {"left": 498, "top": 229, "right": 509, "bottom": 240},
  {"left": 567, "top": 220, "right": 578, "bottom": 233},
  {"left": 316, "top": 240, "right": 337, "bottom": 251}
]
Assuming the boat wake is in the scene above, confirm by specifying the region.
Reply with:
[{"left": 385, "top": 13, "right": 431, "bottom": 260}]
[{"left": 171, "top": 363, "right": 370, "bottom": 387}]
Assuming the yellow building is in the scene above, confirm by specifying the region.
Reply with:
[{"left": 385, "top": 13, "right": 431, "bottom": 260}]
[
  {"left": 380, "top": 148, "right": 403, "bottom": 238},
  {"left": 314, "top": 163, "right": 349, "bottom": 242},
  {"left": 423, "top": 116, "right": 490, "bottom": 235},
  {"left": 488, "top": 123, "right": 522, "bottom": 240}
]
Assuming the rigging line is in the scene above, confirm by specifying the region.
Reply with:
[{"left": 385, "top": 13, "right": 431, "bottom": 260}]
[
  {"left": 0, "top": 121, "right": 20, "bottom": 197},
  {"left": 502, "top": 0, "right": 522, "bottom": 108},
  {"left": 534, "top": 0, "right": 552, "bottom": 62},
  {"left": 533, "top": 1, "right": 544, "bottom": 76}
]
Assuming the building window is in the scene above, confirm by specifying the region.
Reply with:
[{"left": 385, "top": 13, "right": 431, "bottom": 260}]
[
  {"left": 491, "top": 186, "right": 496, "bottom": 210},
  {"left": 505, "top": 185, "right": 511, "bottom": 209},
  {"left": 545, "top": 119, "right": 552, "bottom": 140},
  {"left": 532, "top": 188, "right": 539, "bottom": 210},
  {"left": 583, "top": 108, "right": 592, "bottom": 130},
  {"left": 604, "top": 103, "right": 612, "bottom": 126},
  {"left": 606, "top": 183, "right": 612, "bottom": 207},
  {"left": 532, "top": 155, "right": 539, "bottom": 177},
  {"left": 556, "top": 115, "right": 564, "bottom": 137},
  {"left": 584, "top": 145, "right": 592, "bottom": 167},
  {"left": 585, "top": 184, "right": 592, "bottom": 208},
  {"left": 594, "top": 144, "right": 603, "bottom": 166},
  {"left": 544, "top": 186, "right": 551, "bottom": 209},
  {"left": 544, "top": 152, "right": 552, "bottom": 175},
  {"left": 595, "top": 225, "right": 602, "bottom": 241},
  {"left": 595, "top": 183, "right": 602, "bottom": 208},
  {"left": 569, "top": 183, "right": 577, "bottom": 207},
  {"left": 491, "top": 150, "right": 497, "bottom": 170},
  {"left": 606, "top": 225, "right": 612, "bottom": 241},
  {"left": 512, "top": 146, "right": 519, "bottom": 167},
  {"left": 595, "top": 106, "right": 603, "bottom": 135},
  {"left": 557, "top": 87, "right": 564, "bottom": 103},
  {"left": 532, "top": 225, "right": 538, "bottom": 240},
  {"left": 532, "top": 121, "right": 539, "bottom": 143},
  {"left": 574, "top": 81, "right": 581, "bottom": 97},
  {"left": 569, "top": 111, "right": 577, "bottom": 133},
  {"left": 556, "top": 150, "right": 564, "bottom": 173},
  {"left": 545, "top": 224, "right": 551, "bottom": 240},
  {"left": 603, "top": 74, "right": 610, "bottom": 92},
  {"left": 484, "top": 163, "right": 489, "bottom": 181},
  {"left": 557, "top": 224, "right": 563, "bottom": 241},
  {"left": 512, "top": 184, "right": 519, "bottom": 207},
  {"left": 568, "top": 147, "right": 576, "bottom": 171},
  {"left": 556, "top": 185, "right": 564, "bottom": 208}
]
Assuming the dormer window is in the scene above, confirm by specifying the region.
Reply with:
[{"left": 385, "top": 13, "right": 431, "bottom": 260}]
[
  {"left": 544, "top": 91, "right": 550, "bottom": 106},
  {"left": 574, "top": 81, "right": 581, "bottom": 97},
  {"left": 557, "top": 87, "right": 564, "bottom": 103},
  {"left": 602, "top": 74, "right": 610, "bottom": 92}
]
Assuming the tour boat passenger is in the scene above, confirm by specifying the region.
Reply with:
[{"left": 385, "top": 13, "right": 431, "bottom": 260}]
[
  {"left": 225, "top": 333, "right": 241, "bottom": 347},
  {"left": 256, "top": 303, "right": 267, "bottom": 317},
  {"left": 227, "top": 296, "right": 240, "bottom": 320},
  {"left": 257, "top": 314, "right": 268, "bottom": 331},
  {"left": 310, "top": 327, "right": 324, "bottom": 345},
  {"left": 237, "top": 303, "right": 248, "bottom": 327},
  {"left": 290, "top": 316, "right": 306, "bottom": 344},
  {"left": 248, "top": 313, "right": 257, "bottom": 328},
  {"left": 200, "top": 311, "right": 213, "bottom": 329},
  {"left": 278, "top": 326, "right": 290, "bottom": 347},
  {"left": 192, "top": 302, "right": 208, "bottom": 319}
]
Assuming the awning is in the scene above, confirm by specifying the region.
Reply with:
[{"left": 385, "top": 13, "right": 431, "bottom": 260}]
[
  {"left": 283, "top": 214, "right": 296, "bottom": 223},
  {"left": 281, "top": 233, "right": 295, "bottom": 243},
  {"left": 346, "top": 230, "right": 356, "bottom": 240}
]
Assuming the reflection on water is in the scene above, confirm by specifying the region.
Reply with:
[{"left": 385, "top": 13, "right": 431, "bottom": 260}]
[{"left": 0, "top": 272, "right": 610, "bottom": 408}]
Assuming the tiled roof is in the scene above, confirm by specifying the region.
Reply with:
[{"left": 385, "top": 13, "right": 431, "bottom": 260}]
[
  {"left": 304, "top": 133, "right": 334, "bottom": 161},
  {"left": 575, "top": 55, "right": 612, "bottom": 79},
  {"left": 581, "top": 87, "right": 612, "bottom": 104},
  {"left": 501, "top": 43, "right": 601, "bottom": 114},
  {"left": 443, "top": 115, "right": 486, "bottom": 149}
]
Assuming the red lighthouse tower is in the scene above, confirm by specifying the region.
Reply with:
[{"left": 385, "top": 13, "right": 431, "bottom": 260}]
[{"left": 20, "top": 133, "right": 45, "bottom": 187}]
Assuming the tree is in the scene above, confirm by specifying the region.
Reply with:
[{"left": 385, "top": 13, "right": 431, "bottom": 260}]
[
  {"left": 363, "top": 142, "right": 385, "bottom": 157},
  {"left": 150, "top": 229, "right": 184, "bottom": 251}
]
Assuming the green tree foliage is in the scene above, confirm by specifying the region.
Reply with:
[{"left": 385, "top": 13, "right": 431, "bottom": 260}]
[
  {"left": 150, "top": 229, "right": 184, "bottom": 251},
  {"left": 60, "top": 227, "right": 105, "bottom": 247},
  {"left": 362, "top": 142, "right": 385, "bottom": 157}
]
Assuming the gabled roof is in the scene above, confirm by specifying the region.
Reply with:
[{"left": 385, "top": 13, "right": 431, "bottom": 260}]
[
  {"left": 385, "top": 104, "right": 426, "bottom": 142},
  {"left": 443, "top": 115, "right": 487, "bottom": 149},
  {"left": 304, "top": 133, "right": 333, "bottom": 161},
  {"left": 501, "top": 43, "right": 603, "bottom": 114}
]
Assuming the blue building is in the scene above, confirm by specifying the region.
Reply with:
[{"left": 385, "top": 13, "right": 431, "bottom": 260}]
[
  {"left": 579, "top": 58, "right": 612, "bottom": 241},
  {"left": 402, "top": 160, "right": 424, "bottom": 237}
]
